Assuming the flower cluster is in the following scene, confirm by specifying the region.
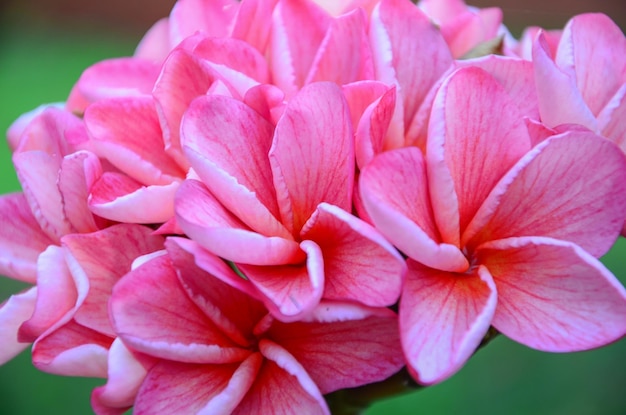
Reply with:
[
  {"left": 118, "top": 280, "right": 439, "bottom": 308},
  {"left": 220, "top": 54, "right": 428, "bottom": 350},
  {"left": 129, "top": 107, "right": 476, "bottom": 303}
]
[{"left": 1, "top": 0, "right": 626, "bottom": 413}]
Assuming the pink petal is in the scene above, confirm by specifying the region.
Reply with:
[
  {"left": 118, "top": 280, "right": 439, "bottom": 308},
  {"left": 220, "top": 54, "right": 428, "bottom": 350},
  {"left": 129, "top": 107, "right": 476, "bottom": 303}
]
[
  {"left": 234, "top": 340, "right": 329, "bottom": 415},
  {"left": 66, "top": 58, "right": 160, "bottom": 114},
  {"left": 270, "top": 0, "right": 331, "bottom": 95},
  {"left": 243, "top": 84, "right": 286, "bottom": 124},
  {"left": 13, "top": 106, "right": 77, "bottom": 156},
  {"left": 427, "top": 66, "right": 531, "bottom": 244},
  {"left": 598, "top": 84, "right": 626, "bottom": 152},
  {"left": 134, "top": 354, "right": 261, "bottom": 415},
  {"left": 370, "top": 0, "right": 453, "bottom": 129},
  {"left": 182, "top": 94, "right": 290, "bottom": 238},
  {"left": 63, "top": 224, "right": 165, "bottom": 336},
  {"left": 153, "top": 49, "right": 221, "bottom": 170},
  {"left": 18, "top": 246, "right": 76, "bottom": 342},
  {"left": 168, "top": 0, "right": 239, "bottom": 46},
  {"left": 231, "top": 0, "right": 279, "bottom": 52},
  {"left": 110, "top": 253, "right": 248, "bottom": 363},
  {"left": 0, "top": 193, "right": 54, "bottom": 282},
  {"left": 238, "top": 240, "right": 325, "bottom": 322},
  {"left": 175, "top": 179, "right": 304, "bottom": 265},
  {"left": 85, "top": 96, "right": 185, "bottom": 185},
  {"left": 32, "top": 319, "right": 112, "bottom": 377},
  {"left": 134, "top": 17, "right": 171, "bottom": 62},
  {"left": 0, "top": 287, "right": 37, "bottom": 364},
  {"left": 359, "top": 147, "right": 468, "bottom": 272},
  {"left": 270, "top": 82, "right": 354, "bottom": 236},
  {"left": 300, "top": 202, "right": 405, "bottom": 307},
  {"left": 464, "top": 131, "right": 626, "bottom": 257},
  {"left": 477, "top": 236, "right": 626, "bottom": 351},
  {"left": 89, "top": 172, "right": 178, "bottom": 224},
  {"left": 558, "top": 13, "right": 626, "bottom": 116},
  {"left": 7, "top": 104, "right": 64, "bottom": 152},
  {"left": 306, "top": 9, "right": 373, "bottom": 85},
  {"left": 59, "top": 151, "right": 103, "bottom": 233},
  {"left": 266, "top": 302, "right": 404, "bottom": 394},
  {"left": 532, "top": 32, "right": 598, "bottom": 131},
  {"left": 91, "top": 338, "right": 149, "bottom": 413},
  {"left": 165, "top": 238, "right": 267, "bottom": 347},
  {"left": 400, "top": 259, "right": 497, "bottom": 384}
]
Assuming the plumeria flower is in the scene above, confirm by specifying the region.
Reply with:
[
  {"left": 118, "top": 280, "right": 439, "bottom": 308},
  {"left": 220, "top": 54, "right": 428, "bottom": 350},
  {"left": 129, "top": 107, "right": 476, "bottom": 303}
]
[
  {"left": 176, "top": 82, "right": 406, "bottom": 321},
  {"left": 360, "top": 66, "right": 626, "bottom": 384},
  {"left": 108, "top": 237, "right": 405, "bottom": 414}
]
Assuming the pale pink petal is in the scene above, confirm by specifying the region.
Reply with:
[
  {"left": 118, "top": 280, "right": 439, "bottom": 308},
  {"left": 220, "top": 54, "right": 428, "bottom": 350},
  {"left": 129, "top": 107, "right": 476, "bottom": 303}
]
[
  {"left": 300, "top": 203, "right": 405, "bottom": 306},
  {"left": 270, "top": 82, "right": 354, "bottom": 235},
  {"left": 478, "top": 236, "right": 626, "bottom": 351},
  {"left": 168, "top": 0, "right": 239, "bottom": 46},
  {"left": 135, "top": 354, "right": 261, "bottom": 415},
  {"left": 32, "top": 320, "right": 112, "bottom": 377},
  {"left": 266, "top": 302, "right": 403, "bottom": 393},
  {"left": 91, "top": 338, "right": 149, "bottom": 413},
  {"left": 7, "top": 104, "right": 64, "bottom": 152},
  {"left": 243, "top": 83, "right": 286, "bottom": 124},
  {"left": 66, "top": 58, "right": 160, "bottom": 114},
  {"left": 400, "top": 259, "right": 497, "bottom": 384},
  {"left": 231, "top": 0, "right": 279, "bottom": 52},
  {"left": 306, "top": 9, "right": 373, "bottom": 85},
  {"left": 0, "top": 287, "right": 37, "bottom": 364},
  {"left": 153, "top": 49, "right": 221, "bottom": 170},
  {"left": 0, "top": 193, "right": 54, "bottom": 282},
  {"left": 19, "top": 246, "right": 76, "bottom": 342},
  {"left": 427, "top": 66, "right": 531, "bottom": 244},
  {"left": 110, "top": 254, "right": 248, "bottom": 363},
  {"left": 182, "top": 94, "right": 290, "bottom": 238},
  {"left": 270, "top": 0, "right": 330, "bottom": 95},
  {"left": 175, "top": 179, "right": 303, "bottom": 265},
  {"left": 13, "top": 106, "right": 79, "bottom": 156},
  {"left": 359, "top": 148, "right": 468, "bottom": 272},
  {"left": 370, "top": 0, "right": 453, "bottom": 129},
  {"left": 558, "top": 13, "right": 626, "bottom": 116},
  {"left": 234, "top": 340, "right": 329, "bottom": 415},
  {"left": 134, "top": 18, "right": 171, "bottom": 61},
  {"left": 63, "top": 224, "right": 165, "bottom": 336},
  {"left": 532, "top": 32, "right": 598, "bottom": 131},
  {"left": 598, "top": 84, "right": 626, "bottom": 152},
  {"left": 464, "top": 131, "right": 626, "bottom": 257},
  {"left": 85, "top": 96, "right": 185, "bottom": 185},
  {"left": 238, "top": 240, "right": 325, "bottom": 322},
  {"left": 58, "top": 151, "right": 103, "bottom": 233},
  {"left": 89, "top": 172, "right": 178, "bottom": 224},
  {"left": 165, "top": 238, "right": 267, "bottom": 347}
]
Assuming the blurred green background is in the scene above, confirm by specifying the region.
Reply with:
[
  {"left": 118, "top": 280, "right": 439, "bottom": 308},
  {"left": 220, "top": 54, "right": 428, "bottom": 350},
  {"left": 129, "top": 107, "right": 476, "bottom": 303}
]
[{"left": 0, "top": 1, "right": 625, "bottom": 414}]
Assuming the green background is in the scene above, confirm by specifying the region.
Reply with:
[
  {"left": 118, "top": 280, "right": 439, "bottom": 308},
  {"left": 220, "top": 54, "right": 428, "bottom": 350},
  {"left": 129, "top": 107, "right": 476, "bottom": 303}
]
[{"left": 0, "top": 10, "right": 625, "bottom": 415}]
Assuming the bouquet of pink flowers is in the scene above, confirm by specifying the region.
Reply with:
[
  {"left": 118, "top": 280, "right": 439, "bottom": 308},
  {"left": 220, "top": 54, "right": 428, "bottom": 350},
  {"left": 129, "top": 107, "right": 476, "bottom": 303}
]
[{"left": 1, "top": 0, "right": 625, "bottom": 413}]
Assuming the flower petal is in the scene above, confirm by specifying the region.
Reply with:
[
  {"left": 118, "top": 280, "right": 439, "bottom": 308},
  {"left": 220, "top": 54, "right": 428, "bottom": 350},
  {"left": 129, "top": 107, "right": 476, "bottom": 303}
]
[
  {"left": 400, "top": 259, "right": 497, "bottom": 384},
  {"left": 0, "top": 287, "right": 37, "bottom": 364},
  {"left": 477, "top": 236, "right": 626, "bottom": 351}
]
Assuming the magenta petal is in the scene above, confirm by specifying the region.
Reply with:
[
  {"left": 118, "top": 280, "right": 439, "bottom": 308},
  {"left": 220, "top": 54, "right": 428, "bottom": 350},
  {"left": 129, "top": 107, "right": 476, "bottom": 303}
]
[
  {"left": 270, "top": 82, "right": 354, "bottom": 235},
  {"left": 63, "top": 224, "right": 164, "bottom": 336},
  {"left": 110, "top": 254, "right": 247, "bottom": 363},
  {"left": 464, "top": 131, "right": 626, "bottom": 257},
  {"left": 0, "top": 287, "right": 37, "bottom": 364},
  {"left": 182, "top": 94, "right": 289, "bottom": 238},
  {"left": 89, "top": 172, "right": 178, "bottom": 224},
  {"left": 0, "top": 193, "right": 54, "bottom": 282},
  {"left": 301, "top": 203, "right": 405, "bottom": 307},
  {"left": 360, "top": 148, "right": 468, "bottom": 272},
  {"left": 400, "top": 260, "right": 497, "bottom": 384},
  {"left": 135, "top": 354, "right": 261, "bottom": 415},
  {"left": 478, "top": 236, "right": 626, "bottom": 351},
  {"left": 19, "top": 246, "right": 76, "bottom": 342},
  {"left": 66, "top": 58, "right": 160, "bottom": 113},
  {"left": 238, "top": 240, "right": 325, "bottom": 322},
  {"left": 165, "top": 238, "right": 267, "bottom": 347},
  {"left": 175, "top": 179, "right": 303, "bottom": 265},
  {"left": 267, "top": 302, "right": 404, "bottom": 394},
  {"left": 427, "top": 66, "right": 531, "bottom": 242},
  {"left": 234, "top": 340, "right": 329, "bottom": 415},
  {"left": 85, "top": 96, "right": 184, "bottom": 185},
  {"left": 32, "top": 320, "right": 112, "bottom": 377}
]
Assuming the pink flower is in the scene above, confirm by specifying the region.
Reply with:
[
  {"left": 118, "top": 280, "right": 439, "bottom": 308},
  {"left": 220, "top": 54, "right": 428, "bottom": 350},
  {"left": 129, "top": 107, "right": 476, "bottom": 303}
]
[
  {"left": 108, "top": 237, "right": 405, "bottom": 414},
  {"left": 360, "top": 66, "right": 626, "bottom": 384},
  {"left": 175, "top": 82, "right": 405, "bottom": 321}
]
